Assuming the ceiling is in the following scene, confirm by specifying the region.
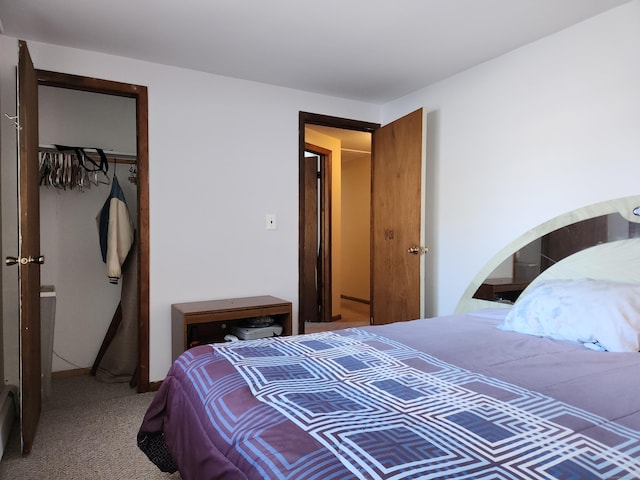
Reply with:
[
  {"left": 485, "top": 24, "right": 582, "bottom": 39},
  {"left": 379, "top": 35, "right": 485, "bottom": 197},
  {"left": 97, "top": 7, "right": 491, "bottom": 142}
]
[
  {"left": 0, "top": 0, "right": 630, "bottom": 104},
  {"left": 307, "top": 126, "right": 372, "bottom": 162}
]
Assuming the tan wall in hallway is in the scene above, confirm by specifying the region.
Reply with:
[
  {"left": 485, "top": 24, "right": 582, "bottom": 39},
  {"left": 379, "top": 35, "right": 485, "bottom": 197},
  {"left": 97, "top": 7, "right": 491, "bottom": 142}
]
[{"left": 341, "top": 154, "right": 371, "bottom": 301}]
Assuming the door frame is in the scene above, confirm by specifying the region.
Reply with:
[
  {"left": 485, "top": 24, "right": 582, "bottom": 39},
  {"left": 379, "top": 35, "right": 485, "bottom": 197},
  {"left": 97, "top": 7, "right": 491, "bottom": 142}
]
[
  {"left": 35, "top": 69, "right": 150, "bottom": 392},
  {"left": 298, "top": 112, "right": 379, "bottom": 335}
]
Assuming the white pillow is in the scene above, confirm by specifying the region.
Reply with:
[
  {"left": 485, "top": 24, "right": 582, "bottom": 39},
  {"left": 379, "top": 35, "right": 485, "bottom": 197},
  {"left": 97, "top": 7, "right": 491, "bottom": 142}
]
[{"left": 500, "top": 279, "right": 640, "bottom": 352}]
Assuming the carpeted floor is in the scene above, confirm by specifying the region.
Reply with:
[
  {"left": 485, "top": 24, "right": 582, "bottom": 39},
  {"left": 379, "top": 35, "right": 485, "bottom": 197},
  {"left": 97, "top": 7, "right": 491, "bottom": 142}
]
[{"left": 0, "top": 375, "right": 180, "bottom": 480}]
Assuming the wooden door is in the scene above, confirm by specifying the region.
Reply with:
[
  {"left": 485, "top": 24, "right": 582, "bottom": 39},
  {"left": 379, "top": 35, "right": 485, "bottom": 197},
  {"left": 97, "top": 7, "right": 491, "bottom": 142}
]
[
  {"left": 17, "top": 39, "right": 42, "bottom": 454},
  {"left": 300, "top": 155, "right": 320, "bottom": 323},
  {"left": 371, "top": 109, "right": 425, "bottom": 325},
  {"left": 299, "top": 146, "right": 332, "bottom": 325}
]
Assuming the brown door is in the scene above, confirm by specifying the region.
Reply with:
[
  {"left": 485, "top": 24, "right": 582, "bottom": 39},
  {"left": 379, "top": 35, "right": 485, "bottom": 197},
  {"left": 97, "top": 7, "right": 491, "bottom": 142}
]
[
  {"left": 371, "top": 108, "right": 425, "bottom": 325},
  {"left": 299, "top": 146, "right": 332, "bottom": 325},
  {"left": 300, "top": 154, "right": 320, "bottom": 323},
  {"left": 17, "top": 40, "right": 42, "bottom": 454},
  {"left": 10, "top": 44, "right": 150, "bottom": 455}
]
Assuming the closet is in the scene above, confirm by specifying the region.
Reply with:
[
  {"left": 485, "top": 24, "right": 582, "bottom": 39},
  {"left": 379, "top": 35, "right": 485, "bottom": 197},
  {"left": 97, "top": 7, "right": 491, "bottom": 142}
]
[{"left": 38, "top": 85, "right": 138, "bottom": 386}]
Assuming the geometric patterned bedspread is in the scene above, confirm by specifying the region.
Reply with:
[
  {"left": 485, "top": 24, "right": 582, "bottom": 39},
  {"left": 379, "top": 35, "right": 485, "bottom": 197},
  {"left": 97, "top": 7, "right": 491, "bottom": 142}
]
[{"left": 211, "top": 329, "right": 640, "bottom": 480}]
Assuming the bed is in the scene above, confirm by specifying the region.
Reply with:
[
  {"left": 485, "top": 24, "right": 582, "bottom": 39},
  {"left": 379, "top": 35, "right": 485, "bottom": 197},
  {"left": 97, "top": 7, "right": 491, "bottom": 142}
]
[
  {"left": 138, "top": 199, "right": 640, "bottom": 479},
  {"left": 138, "top": 300, "right": 640, "bottom": 478}
]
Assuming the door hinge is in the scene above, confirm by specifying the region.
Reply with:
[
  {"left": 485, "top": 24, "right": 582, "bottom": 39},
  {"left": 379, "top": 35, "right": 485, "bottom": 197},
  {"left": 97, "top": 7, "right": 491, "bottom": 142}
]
[{"left": 3, "top": 113, "right": 21, "bottom": 131}]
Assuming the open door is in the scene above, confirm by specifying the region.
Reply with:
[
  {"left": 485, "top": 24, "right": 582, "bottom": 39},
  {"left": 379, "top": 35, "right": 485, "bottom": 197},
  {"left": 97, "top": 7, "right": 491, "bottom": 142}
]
[
  {"left": 371, "top": 108, "right": 426, "bottom": 325},
  {"left": 15, "top": 40, "right": 42, "bottom": 454},
  {"left": 8, "top": 40, "right": 150, "bottom": 454},
  {"left": 299, "top": 146, "right": 332, "bottom": 325},
  {"left": 300, "top": 154, "right": 321, "bottom": 323}
]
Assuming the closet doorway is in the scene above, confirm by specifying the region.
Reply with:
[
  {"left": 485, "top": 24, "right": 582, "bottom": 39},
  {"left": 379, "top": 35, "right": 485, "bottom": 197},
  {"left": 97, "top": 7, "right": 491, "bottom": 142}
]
[{"left": 35, "top": 70, "right": 150, "bottom": 392}]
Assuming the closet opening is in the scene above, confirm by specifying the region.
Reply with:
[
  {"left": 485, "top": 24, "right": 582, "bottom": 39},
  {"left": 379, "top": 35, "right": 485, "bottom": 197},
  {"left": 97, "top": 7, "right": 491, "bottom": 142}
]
[{"left": 36, "top": 70, "right": 150, "bottom": 393}]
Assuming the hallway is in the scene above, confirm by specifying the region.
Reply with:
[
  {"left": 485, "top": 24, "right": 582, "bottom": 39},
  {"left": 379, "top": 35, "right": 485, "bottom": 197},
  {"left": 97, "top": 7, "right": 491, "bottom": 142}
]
[{"left": 305, "top": 298, "right": 370, "bottom": 334}]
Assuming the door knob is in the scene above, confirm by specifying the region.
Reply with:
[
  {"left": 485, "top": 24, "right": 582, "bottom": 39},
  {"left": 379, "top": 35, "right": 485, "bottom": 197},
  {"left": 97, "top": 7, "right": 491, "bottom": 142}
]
[
  {"left": 5, "top": 255, "right": 45, "bottom": 266},
  {"left": 407, "top": 246, "right": 428, "bottom": 255}
]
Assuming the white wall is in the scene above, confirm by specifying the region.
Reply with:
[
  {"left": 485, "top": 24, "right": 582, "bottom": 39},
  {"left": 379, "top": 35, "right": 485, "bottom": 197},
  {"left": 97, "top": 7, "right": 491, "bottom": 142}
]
[
  {"left": 383, "top": 1, "right": 640, "bottom": 315},
  {"left": 39, "top": 86, "right": 137, "bottom": 152},
  {"left": 0, "top": 37, "right": 380, "bottom": 381},
  {"left": 342, "top": 154, "right": 371, "bottom": 301}
]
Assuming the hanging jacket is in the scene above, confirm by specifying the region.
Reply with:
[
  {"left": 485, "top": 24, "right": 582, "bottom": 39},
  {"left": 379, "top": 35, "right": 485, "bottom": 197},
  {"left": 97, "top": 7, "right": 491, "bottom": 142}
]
[{"left": 97, "top": 176, "right": 134, "bottom": 284}]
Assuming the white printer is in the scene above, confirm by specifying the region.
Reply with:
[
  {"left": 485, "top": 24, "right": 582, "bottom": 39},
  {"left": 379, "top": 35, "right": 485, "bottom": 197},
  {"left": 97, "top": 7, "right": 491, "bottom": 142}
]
[
  {"left": 230, "top": 324, "right": 283, "bottom": 340},
  {"left": 230, "top": 316, "right": 283, "bottom": 340}
]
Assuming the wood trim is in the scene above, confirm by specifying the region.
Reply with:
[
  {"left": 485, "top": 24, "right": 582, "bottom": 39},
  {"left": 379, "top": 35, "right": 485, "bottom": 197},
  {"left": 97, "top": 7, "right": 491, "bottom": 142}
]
[
  {"left": 52, "top": 368, "right": 92, "bottom": 378},
  {"left": 300, "top": 112, "right": 380, "bottom": 132},
  {"left": 135, "top": 85, "right": 150, "bottom": 393},
  {"left": 321, "top": 150, "right": 332, "bottom": 323},
  {"left": 340, "top": 295, "right": 370, "bottom": 305},
  {"left": 36, "top": 70, "right": 142, "bottom": 97},
  {"left": 35, "top": 69, "right": 150, "bottom": 393}
]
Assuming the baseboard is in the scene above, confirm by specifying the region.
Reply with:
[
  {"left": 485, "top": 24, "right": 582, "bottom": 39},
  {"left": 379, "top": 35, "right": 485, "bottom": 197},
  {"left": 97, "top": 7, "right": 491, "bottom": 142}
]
[
  {"left": 52, "top": 367, "right": 91, "bottom": 378},
  {"left": 0, "top": 386, "right": 18, "bottom": 460},
  {"left": 149, "top": 380, "right": 163, "bottom": 392},
  {"left": 340, "top": 295, "right": 370, "bottom": 305}
]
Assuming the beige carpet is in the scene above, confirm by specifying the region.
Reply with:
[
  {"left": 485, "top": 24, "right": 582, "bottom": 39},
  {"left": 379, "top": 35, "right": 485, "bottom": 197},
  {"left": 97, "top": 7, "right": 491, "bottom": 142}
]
[{"left": 0, "top": 375, "right": 180, "bottom": 480}]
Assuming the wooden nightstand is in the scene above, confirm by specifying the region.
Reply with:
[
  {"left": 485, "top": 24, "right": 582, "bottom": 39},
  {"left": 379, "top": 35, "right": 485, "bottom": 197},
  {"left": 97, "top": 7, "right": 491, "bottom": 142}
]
[
  {"left": 473, "top": 278, "right": 530, "bottom": 303},
  {"left": 171, "top": 295, "right": 292, "bottom": 360}
]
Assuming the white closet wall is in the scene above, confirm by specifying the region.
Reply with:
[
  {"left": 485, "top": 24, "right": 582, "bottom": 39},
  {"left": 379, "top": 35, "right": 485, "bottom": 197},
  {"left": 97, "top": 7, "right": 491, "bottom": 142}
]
[{"left": 38, "top": 86, "right": 137, "bottom": 372}]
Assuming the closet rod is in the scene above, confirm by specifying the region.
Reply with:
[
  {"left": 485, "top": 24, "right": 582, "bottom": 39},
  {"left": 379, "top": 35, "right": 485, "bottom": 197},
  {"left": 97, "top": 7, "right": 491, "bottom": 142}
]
[{"left": 38, "top": 144, "right": 137, "bottom": 164}]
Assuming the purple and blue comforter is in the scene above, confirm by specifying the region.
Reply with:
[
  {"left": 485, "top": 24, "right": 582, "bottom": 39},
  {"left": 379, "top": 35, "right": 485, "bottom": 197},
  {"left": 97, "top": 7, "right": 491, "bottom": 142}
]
[{"left": 138, "top": 311, "right": 640, "bottom": 479}]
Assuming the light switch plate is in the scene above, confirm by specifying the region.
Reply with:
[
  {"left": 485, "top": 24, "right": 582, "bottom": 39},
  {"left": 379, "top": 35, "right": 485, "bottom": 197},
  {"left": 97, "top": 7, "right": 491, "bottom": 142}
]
[{"left": 266, "top": 214, "right": 277, "bottom": 230}]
